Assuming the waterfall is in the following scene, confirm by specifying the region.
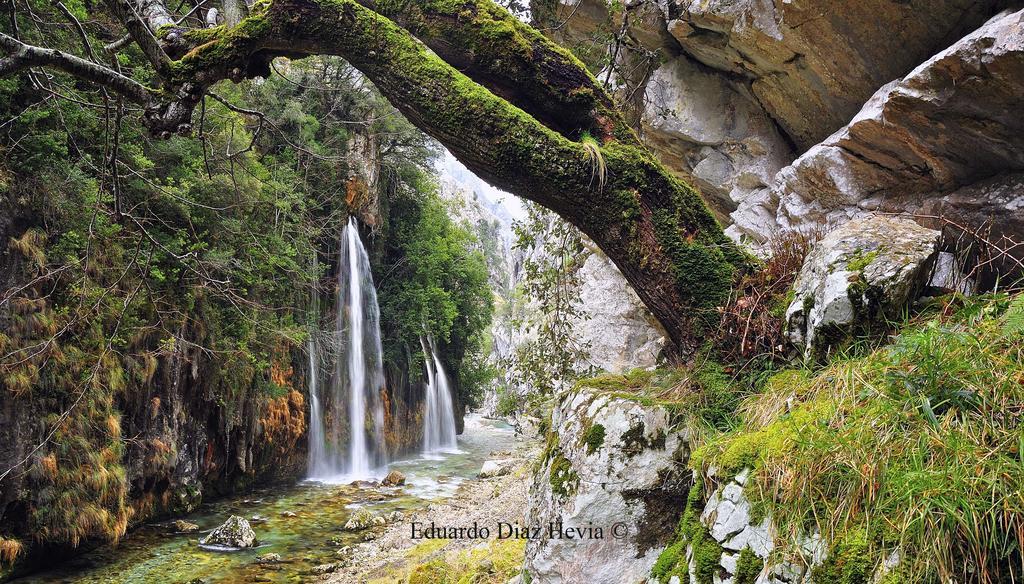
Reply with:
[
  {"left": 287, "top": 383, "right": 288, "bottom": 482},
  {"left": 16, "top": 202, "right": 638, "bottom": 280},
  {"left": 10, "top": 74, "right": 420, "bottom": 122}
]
[
  {"left": 308, "top": 217, "right": 387, "bottom": 480},
  {"left": 420, "top": 335, "right": 458, "bottom": 454}
]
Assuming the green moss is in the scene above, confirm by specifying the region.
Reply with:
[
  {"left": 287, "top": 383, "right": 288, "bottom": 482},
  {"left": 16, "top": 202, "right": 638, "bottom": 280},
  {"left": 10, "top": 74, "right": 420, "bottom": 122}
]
[
  {"left": 811, "top": 529, "right": 872, "bottom": 584},
  {"left": 693, "top": 294, "right": 1024, "bottom": 582},
  {"left": 582, "top": 423, "right": 605, "bottom": 454},
  {"left": 846, "top": 249, "right": 880, "bottom": 273},
  {"left": 650, "top": 540, "right": 685, "bottom": 580},
  {"left": 548, "top": 454, "right": 579, "bottom": 497},
  {"left": 734, "top": 547, "right": 763, "bottom": 584}
]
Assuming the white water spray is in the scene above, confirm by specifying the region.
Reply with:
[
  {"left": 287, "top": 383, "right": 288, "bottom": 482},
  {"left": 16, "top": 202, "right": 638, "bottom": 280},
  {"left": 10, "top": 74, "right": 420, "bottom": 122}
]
[
  {"left": 420, "top": 335, "right": 458, "bottom": 453},
  {"left": 308, "top": 217, "right": 387, "bottom": 480}
]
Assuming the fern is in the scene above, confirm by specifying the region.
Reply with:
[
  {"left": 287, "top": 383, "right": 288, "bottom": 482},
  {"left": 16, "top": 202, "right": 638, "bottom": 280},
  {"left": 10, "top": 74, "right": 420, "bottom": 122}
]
[{"left": 1003, "top": 296, "right": 1024, "bottom": 338}]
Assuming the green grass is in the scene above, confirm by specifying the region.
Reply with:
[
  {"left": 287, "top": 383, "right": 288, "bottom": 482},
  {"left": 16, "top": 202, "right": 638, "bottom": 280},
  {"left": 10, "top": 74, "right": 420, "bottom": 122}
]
[
  {"left": 694, "top": 293, "right": 1024, "bottom": 583},
  {"left": 574, "top": 357, "right": 745, "bottom": 432}
]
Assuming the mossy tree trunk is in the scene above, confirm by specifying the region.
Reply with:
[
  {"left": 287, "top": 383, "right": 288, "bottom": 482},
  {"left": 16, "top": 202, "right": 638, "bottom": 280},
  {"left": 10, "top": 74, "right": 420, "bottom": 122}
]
[{"left": 0, "top": 0, "right": 747, "bottom": 355}]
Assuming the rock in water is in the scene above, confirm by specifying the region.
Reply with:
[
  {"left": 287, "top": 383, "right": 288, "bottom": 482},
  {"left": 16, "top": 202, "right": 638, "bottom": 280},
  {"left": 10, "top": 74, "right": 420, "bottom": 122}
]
[
  {"left": 343, "top": 509, "right": 377, "bottom": 531},
  {"left": 786, "top": 215, "right": 940, "bottom": 358},
  {"left": 199, "top": 515, "right": 257, "bottom": 549},
  {"left": 172, "top": 520, "right": 199, "bottom": 533},
  {"left": 479, "top": 459, "right": 515, "bottom": 478},
  {"left": 381, "top": 470, "right": 406, "bottom": 486}
]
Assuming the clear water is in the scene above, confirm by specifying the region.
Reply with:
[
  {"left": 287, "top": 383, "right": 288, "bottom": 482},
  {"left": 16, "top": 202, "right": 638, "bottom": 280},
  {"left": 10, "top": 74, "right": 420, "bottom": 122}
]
[{"left": 19, "top": 415, "right": 514, "bottom": 584}]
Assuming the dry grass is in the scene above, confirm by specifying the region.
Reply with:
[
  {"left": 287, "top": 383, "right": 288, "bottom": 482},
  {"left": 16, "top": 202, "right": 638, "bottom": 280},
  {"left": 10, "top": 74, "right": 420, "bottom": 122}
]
[
  {"left": 715, "top": 229, "right": 821, "bottom": 364},
  {"left": 0, "top": 537, "right": 23, "bottom": 566}
]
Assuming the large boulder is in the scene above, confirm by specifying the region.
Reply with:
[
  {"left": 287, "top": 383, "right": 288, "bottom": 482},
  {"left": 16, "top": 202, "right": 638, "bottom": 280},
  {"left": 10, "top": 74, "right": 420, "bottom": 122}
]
[
  {"left": 479, "top": 459, "right": 516, "bottom": 479},
  {"left": 524, "top": 388, "right": 689, "bottom": 582},
  {"left": 199, "top": 516, "right": 256, "bottom": 549},
  {"left": 785, "top": 215, "right": 941, "bottom": 358}
]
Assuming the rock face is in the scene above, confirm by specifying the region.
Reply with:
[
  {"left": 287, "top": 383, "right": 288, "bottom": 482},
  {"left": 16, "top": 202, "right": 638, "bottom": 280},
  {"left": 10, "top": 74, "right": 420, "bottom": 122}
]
[
  {"left": 785, "top": 216, "right": 941, "bottom": 358},
  {"left": 525, "top": 388, "right": 690, "bottom": 582},
  {"left": 542, "top": 0, "right": 1022, "bottom": 265},
  {"left": 729, "top": 8, "right": 1024, "bottom": 244},
  {"left": 572, "top": 247, "right": 669, "bottom": 373},
  {"left": 200, "top": 516, "right": 257, "bottom": 549},
  {"left": 642, "top": 55, "right": 794, "bottom": 217},
  {"left": 663, "top": 0, "right": 1011, "bottom": 150}
]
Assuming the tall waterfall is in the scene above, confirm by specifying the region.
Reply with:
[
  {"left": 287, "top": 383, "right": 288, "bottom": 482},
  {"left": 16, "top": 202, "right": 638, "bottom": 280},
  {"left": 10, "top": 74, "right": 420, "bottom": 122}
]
[
  {"left": 308, "top": 217, "right": 387, "bottom": 480},
  {"left": 420, "top": 335, "right": 458, "bottom": 454}
]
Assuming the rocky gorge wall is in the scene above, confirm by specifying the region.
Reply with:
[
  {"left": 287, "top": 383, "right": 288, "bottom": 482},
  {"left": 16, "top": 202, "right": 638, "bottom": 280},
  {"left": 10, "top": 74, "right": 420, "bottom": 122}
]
[{"left": 537, "top": 0, "right": 1024, "bottom": 257}]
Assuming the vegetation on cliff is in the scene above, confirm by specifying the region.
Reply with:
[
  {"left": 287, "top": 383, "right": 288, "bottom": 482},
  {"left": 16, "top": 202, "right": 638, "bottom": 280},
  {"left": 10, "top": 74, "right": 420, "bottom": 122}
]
[
  {"left": 0, "top": 30, "right": 493, "bottom": 568},
  {"left": 638, "top": 293, "right": 1024, "bottom": 583}
]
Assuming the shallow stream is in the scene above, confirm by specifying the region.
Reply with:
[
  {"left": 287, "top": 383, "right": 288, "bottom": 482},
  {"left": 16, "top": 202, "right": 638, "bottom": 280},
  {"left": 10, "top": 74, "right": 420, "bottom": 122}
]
[{"left": 19, "top": 415, "right": 514, "bottom": 584}]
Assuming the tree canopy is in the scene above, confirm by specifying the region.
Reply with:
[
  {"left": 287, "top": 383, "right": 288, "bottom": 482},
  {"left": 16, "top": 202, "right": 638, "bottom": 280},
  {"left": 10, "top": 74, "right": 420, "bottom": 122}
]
[{"left": 0, "top": 0, "right": 747, "bottom": 354}]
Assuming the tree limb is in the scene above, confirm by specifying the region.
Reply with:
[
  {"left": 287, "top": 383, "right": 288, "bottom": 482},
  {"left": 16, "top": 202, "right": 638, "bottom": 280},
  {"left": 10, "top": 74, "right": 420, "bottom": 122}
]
[
  {"left": 358, "top": 0, "right": 640, "bottom": 145},
  {"left": 0, "top": 0, "right": 744, "bottom": 352},
  {"left": 100, "top": 0, "right": 173, "bottom": 73},
  {"left": 0, "top": 32, "right": 153, "bottom": 105}
]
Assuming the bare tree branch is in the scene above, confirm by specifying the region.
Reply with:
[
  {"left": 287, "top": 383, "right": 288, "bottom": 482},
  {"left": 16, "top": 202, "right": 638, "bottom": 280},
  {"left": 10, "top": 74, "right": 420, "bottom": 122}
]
[{"left": 0, "top": 31, "right": 153, "bottom": 105}]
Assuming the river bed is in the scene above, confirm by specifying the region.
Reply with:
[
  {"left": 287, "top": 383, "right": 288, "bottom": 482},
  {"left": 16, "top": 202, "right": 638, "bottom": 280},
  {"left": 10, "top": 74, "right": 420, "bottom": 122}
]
[{"left": 18, "top": 415, "right": 515, "bottom": 584}]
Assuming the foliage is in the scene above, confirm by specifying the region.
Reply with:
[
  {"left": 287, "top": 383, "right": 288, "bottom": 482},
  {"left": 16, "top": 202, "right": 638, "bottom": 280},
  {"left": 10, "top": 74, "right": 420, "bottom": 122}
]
[
  {"left": 374, "top": 172, "right": 495, "bottom": 407},
  {"left": 497, "top": 204, "right": 592, "bottom": 396},
  {"left": 0, "top": 0, "right": 488, "bottom": 552},
  {"left": 694, "top": 293, "right": 1024, "bottom": 583},
  {"left": 714, "top": 228, "right": 819, "bottom": 364}
]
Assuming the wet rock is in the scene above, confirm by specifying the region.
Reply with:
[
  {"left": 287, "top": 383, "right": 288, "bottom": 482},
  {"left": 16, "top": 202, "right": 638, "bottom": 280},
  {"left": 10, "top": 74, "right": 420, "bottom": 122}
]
[
  {"left": 254, "top": 552, "right": 281, "bottom": 564},
  {"left": 249, "top": 514, "right": 268, "bottom": 524},
  {"left": 280, "top": 510, "right": 297, "bottom": 518},
  {"left": 199, "top": 515, "right": 257, "bottom": 549},
  {"left": 479, "top": 459, "right": 516, "bottom": 479},
  {"left": 786, "top": 215, "right": 940, "bottom": 358},
  {"left": 171, "top": 520, "right": 199, "bottom": 533},
  {"left": 343, "top": 509, "right": 378, "bottom": 531},
  {"left": 381, "top": 470, "right": 406, "bottom": 487}
]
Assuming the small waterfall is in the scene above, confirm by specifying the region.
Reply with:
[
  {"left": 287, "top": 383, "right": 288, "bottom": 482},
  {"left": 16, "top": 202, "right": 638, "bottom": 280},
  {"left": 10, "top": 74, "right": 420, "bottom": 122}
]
[
  {"left": 308, "top": 217, "right": 387, "bottom": 480},
  {"left": 307, "top": 337, "right": 326, "bottom": 475},
  {"left": 420, "top": 335, "right": 458, "bottom": 454}
]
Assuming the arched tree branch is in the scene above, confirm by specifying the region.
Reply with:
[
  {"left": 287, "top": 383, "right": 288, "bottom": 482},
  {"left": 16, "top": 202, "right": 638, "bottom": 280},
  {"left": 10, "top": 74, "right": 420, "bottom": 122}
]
[{"left": 0, "top": 0, "right": 747, "bottom": 355}]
